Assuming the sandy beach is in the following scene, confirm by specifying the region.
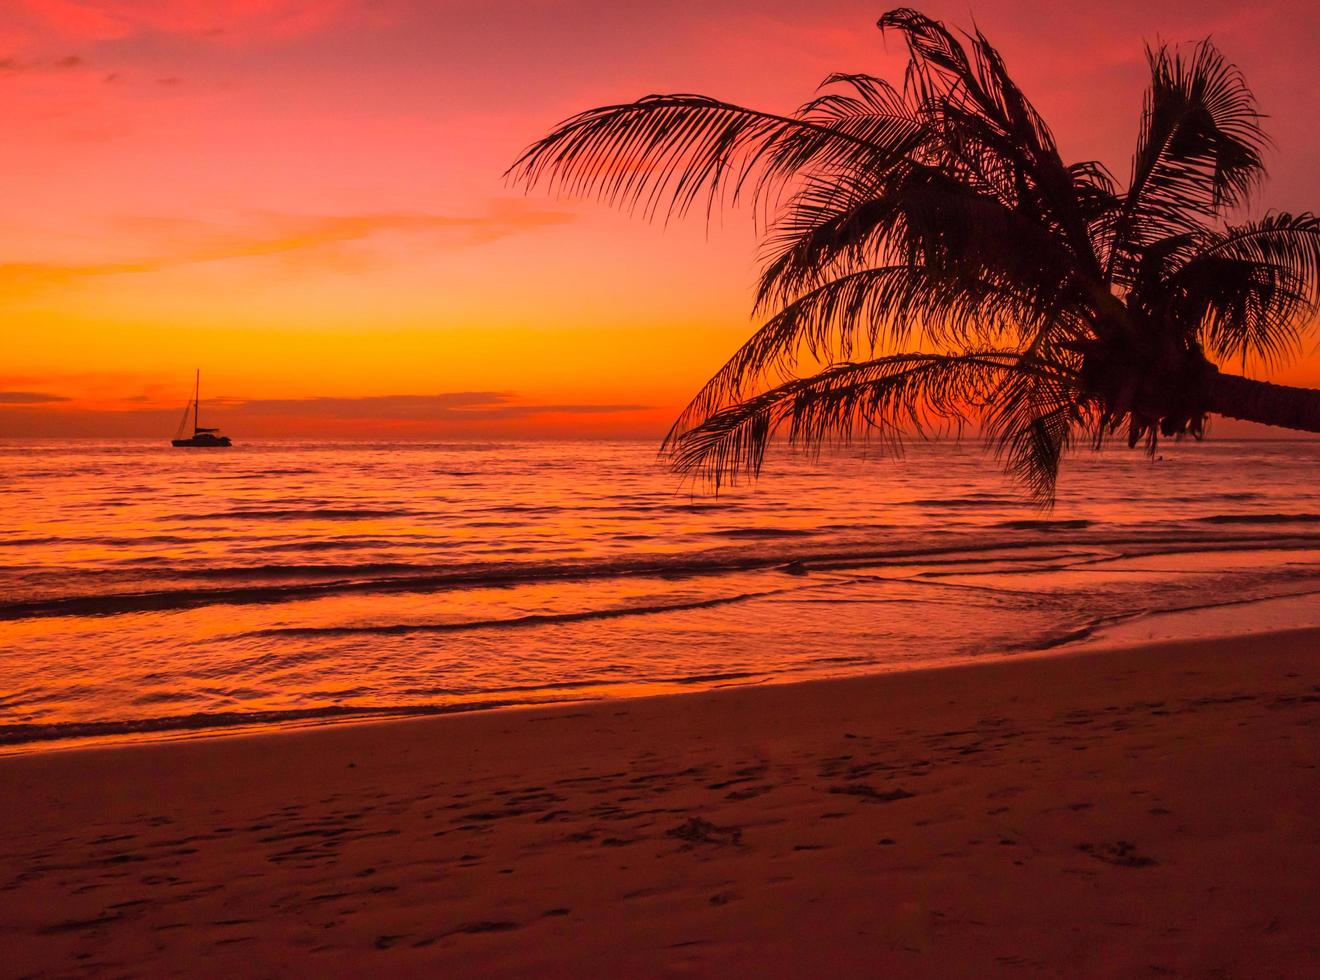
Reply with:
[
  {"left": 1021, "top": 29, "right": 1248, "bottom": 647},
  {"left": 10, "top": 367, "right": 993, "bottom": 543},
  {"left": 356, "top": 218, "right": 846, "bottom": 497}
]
[
  {"left": 3, "top": 629, "right": 1318, "bottom": 978},
  {"left": 8, "top": 0, "right": 1320, "bottom": 975}
]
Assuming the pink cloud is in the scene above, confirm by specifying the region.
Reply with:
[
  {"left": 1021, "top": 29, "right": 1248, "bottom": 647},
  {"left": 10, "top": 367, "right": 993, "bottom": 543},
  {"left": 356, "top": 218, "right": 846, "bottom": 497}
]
[
  {"left": 0, "top": 202, "right": 579, "bottom": 293},
  {"left": 14, "top": 0, "right": 362, "bottom": 45}
]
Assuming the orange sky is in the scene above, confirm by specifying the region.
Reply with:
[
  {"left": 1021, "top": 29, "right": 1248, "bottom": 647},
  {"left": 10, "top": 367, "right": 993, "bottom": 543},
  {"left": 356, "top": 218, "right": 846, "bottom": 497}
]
[{"left": 2, "top": 0, "right": 1319, "bottom": 438}]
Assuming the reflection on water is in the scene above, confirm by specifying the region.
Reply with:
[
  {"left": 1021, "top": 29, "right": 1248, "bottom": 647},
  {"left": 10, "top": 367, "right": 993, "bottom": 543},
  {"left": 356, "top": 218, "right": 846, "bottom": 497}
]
[{"left": 1, "top": 439, "right": 1318, "bottom": 750}]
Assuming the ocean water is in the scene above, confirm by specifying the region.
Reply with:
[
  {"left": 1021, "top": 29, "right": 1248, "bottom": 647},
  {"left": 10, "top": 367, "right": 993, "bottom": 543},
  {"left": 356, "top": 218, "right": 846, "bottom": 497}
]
[{"left": 2, "top": 439, "right": 1318, "bottom": 752}]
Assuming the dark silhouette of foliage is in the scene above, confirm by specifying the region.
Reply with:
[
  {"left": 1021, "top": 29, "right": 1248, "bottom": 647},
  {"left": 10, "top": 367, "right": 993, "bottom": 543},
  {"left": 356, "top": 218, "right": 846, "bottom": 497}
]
[{"left": 510, "top": 8, "right": 1320, "bottom": 502}]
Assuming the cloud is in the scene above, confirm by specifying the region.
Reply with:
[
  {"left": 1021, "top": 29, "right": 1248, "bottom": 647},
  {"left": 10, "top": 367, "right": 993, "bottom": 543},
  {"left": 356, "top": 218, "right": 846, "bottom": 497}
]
[
  {"left": 221, "top": 392, "right": 651, "bottom": 421},
  {"left": 0, "top": 52, "right": 89, "bottom": 73},
  {"left": 0, "top": 257, "right": 158, "bottom": 288},
  {"left": 15, "top": 0, "right": 362, "bottom": 45},
  {"left": 0, "top": 388, "right": 657, "bottom": 438},
  {"left": 0, "top": 202, "right": 577, "bottom": 291},
  {"left": 0, "top": 390, "right": 70, "bottom": 404}
]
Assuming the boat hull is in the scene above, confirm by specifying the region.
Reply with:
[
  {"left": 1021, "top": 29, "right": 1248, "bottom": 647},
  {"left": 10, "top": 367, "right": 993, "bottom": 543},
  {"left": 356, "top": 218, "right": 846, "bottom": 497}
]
[{"left": 172, "top": 436, "right": 232, "bottom": 448}]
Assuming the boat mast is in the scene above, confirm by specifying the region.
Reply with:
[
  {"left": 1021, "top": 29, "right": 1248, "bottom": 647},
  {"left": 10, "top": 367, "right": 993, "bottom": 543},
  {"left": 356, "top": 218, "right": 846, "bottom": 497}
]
[{"left": 193, "top": 369, "right": 200, "bottom": 434}]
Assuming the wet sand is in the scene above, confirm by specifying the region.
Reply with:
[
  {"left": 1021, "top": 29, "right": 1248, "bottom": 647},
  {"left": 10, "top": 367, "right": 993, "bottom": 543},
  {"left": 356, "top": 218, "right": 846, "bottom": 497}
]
[{"left": 2, "top": 629, "right": 1318, "bottom": 978}]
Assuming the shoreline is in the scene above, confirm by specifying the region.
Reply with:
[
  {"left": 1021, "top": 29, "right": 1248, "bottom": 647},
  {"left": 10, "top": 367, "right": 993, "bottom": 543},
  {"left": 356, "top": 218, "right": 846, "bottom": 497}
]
[
  {"left": 3, "top": 627, "right": 1318, "bottom": 976},
  {"left": 7, "top": 590, "right": 1318, "bottom": 757}
]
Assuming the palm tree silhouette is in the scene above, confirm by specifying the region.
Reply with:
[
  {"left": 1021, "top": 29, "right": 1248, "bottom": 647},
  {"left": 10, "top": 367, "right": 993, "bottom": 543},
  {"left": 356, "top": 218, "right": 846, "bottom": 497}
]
[{"left": 509, "top": 8, "right": 1320, "bottom": 501}]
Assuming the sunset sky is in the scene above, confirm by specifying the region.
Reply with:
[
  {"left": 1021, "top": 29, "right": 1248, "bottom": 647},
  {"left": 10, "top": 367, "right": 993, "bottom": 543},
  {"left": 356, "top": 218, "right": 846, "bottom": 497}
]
[{"left": 3, "top": 0, "right": 1319, "bottom": 438}]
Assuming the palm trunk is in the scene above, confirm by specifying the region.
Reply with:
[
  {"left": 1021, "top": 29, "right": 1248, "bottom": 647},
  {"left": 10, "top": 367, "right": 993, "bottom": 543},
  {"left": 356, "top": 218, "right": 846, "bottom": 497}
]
[{"left": 1205, "top": 370, "right": 1320, "bottom": 434}]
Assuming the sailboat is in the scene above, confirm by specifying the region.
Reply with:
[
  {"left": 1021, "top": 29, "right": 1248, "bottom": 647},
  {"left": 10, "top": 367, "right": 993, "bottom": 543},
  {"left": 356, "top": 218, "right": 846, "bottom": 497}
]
[{"left": 172, "top": 370, "right": 232, "bottom": 448}]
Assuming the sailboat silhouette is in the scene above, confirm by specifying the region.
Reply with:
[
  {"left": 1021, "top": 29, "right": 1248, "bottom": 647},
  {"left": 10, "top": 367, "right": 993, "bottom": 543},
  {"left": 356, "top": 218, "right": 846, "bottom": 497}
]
[{"left": 172, "top": 370, "right": 232, "bottom": 448}]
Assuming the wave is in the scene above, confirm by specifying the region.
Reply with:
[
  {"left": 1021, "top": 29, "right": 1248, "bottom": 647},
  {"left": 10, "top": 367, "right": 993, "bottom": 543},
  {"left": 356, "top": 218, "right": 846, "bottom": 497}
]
[
  {"left": 241, "top": 539, "right": 404, "bottom": 553},
  {"left": 994, "top": 519, "right": 1092, "bottom": 531},
  {"left": 4, "top": 528, "right": 1318, "bottom": 621},
  {"left": 162, "top": 507, "right": 417, "bottom": 521},
  {"left": 8, "top": 586, "right": 1319, "bottom": 750},
  {"left": 1192, "top": 513, "right": 1320, "bottom": 526},
  {"left": 244, "top": 589, "right": 786, "bottom": 638},
  {"left": 172, "top": 561, "right": 424, "bottom": 578},
  {"left": 0, "top": 670, "right": 766, "bottom": 748},
  {"left": 906, "top": 497, "right": 1016, "bottom": 508},
  {"left": 0, "top": 701, "right": 545, "bottom": 748},
  {"left": 996, "top": 583, "right": 1320, "bottom": 655},
  {"left": 0, "top": 533, "right": 201, "bottom": 548}
]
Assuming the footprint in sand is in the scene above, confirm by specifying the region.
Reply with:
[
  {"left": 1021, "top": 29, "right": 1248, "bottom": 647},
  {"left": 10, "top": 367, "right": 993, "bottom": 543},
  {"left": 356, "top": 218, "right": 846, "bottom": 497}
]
[
  {"left": 828, "top": 784, "right": 915, "bottom": 803},
  {"left": 1078, "top": 841, "right": 1158, "bottom": 867},
  {"left": 666, "top": 818, "right": 743, "bottom": 847}
]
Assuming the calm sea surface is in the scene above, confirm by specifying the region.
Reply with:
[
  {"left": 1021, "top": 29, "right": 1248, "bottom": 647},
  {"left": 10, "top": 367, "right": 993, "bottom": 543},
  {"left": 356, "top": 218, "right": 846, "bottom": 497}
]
[{"left": 2, "top": 439, "right": 1318, "bottom": 752}]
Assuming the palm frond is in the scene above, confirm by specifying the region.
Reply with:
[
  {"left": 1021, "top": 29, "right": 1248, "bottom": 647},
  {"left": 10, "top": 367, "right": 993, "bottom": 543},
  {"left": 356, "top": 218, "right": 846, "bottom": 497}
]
[
  {"left": 1199, "top": 212, "right": 1320, "bottom": 291},
  {"left": 668, "top": 267, "right": 1038, "bottom": 444},
  {"left": 753, "top": 172, "right": 903, "bottom": 310},
  {"left": 506, "top": 91, "right": 918, "bottom": 224},
  {"left": 758, "top": 165, "right": 1098, "bottom": 337},
  {"left": 982, "top": 362, "right": 1085, "bottom": 501},
  {"left": 1171, "top": 212, "right": 1320, "bottom": 366},
  {"left": 1107, "top": 40, "right": 1268, "bottom": 284},
  {"left": 878, "top": 9, "right": 1103, "bottom": 274},
  {"left": 665, "top": 350, "right": 1072, "bottom": 496}
]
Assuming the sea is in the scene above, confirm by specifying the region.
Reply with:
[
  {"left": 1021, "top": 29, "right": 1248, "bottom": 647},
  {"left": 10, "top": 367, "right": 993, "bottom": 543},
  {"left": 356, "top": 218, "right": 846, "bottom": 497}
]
[{"left": 2, "top": 439, "right": 1318, "bottom": 753}]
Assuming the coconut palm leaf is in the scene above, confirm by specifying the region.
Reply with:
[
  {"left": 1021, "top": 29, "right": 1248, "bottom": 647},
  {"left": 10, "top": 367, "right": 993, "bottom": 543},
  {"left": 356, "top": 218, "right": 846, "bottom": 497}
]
[
  {"left": 756, "top": 167, "right": 1096, "bottom": 339},
  {"left": 878, "top": 9, "right": 1103, "bottom": 270},
  {"left": 667, "top": 351, "right": 1075, "bottom": 493},
  {"left": 1106, "top": 41, "right": 1268, "bottom": 286},
  {"left": 510, "top": 8, "right": 1320, "bottom": 505},
  {"left": 506, "top": 88, "right": 919, "bottom": 224},
  {"left": 1172, "top": 213, "right": 1320, "bottom": 366},
  {"left": 667, "top": 266, "right": 1033, "bottom": 440}
]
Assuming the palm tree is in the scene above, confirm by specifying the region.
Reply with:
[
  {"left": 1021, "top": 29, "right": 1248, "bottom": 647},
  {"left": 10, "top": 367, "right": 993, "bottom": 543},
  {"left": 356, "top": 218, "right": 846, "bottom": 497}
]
[{"left": 509, "top": 8, "right": 1320, "bottom": 501}]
